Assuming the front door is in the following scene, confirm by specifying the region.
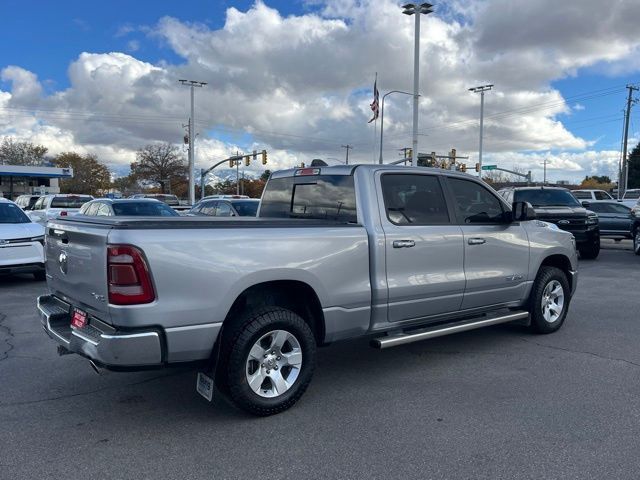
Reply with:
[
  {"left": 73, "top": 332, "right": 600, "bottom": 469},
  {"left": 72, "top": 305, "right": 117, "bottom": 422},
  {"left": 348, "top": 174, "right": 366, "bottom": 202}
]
[
  {"left": 445, "top": 177, "right": 530, "bottom": 310},
  {"left": 380, "top": 173, "right": 465, "bottom": 323}
]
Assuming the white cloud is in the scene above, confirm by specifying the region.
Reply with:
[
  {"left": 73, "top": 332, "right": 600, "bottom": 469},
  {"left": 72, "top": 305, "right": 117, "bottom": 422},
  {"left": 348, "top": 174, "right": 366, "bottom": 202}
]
[{"left": 1, "top": 0, "right": 639, "bottom": 184}]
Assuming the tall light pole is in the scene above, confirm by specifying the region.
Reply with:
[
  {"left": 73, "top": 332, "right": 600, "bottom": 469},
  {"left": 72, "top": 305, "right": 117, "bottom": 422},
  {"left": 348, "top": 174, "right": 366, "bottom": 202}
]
[
  {"left": 378, "top": 90, "right": 414, "bottom": 164},
  {"left": 402, "top": 3, "right": 434, "bottom": 167},
  {"left": 179, "top": 79, "right": 207, "bottom": 205},
  {"left": 469, "top": 84, "right": 493, "bottom": 178}
]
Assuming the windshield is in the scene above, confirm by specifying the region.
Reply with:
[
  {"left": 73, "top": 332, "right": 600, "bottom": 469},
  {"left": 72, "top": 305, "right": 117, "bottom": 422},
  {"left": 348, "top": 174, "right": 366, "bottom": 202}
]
[
  {"left": 514, "top": 189, "right": 581, "bottom": 207},
  {"left": 231, "top": 200, "right": 259, "bottom": 216},
  {"left": 51, "top": 196, "right": 92, "bottom": 208},
  {"left": 112, "top": 201, "right": 179, "bottom": 216},
  {"left": 0, "top": 203, "right": 31, "bottom": 224},
  {"left": 260, "top": 174, "right": 357, "bottom": 222}
]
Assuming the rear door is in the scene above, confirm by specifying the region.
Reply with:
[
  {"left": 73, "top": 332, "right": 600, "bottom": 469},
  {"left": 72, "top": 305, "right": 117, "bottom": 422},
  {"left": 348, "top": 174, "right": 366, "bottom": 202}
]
[
  {"left": 445, "top": 177, "right": 530, "bottom": 310},
  {"left": 45, "top": 218, "right": 112, "bottom": 321},
  {"left": 379, "top": 173, "right": 465, "bottom": 322}
]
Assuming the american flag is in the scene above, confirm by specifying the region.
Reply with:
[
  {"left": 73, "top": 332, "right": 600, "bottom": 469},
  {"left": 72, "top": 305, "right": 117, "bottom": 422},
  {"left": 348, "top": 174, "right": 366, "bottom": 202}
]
[{"left": 368, "top": 78, "right": 379, "bottom": 123}]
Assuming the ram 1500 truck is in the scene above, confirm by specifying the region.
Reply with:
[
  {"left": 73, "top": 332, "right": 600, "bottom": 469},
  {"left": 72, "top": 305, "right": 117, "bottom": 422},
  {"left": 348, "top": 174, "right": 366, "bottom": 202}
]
[{"left": 38, "top": 165, "right": 578, "bottom": 416}]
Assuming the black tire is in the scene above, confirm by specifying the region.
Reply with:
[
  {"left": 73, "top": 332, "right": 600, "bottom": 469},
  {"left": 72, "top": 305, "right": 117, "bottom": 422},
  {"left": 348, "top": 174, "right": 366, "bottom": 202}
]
[
  {"left": 579, "top": 240, "right": 600, "bottom": 260},
  {"left": 33, "top": 270, "right": 46, "bottom": 281},
  {"left": 634, "top": 227, "right": 640, "bottom": 256},
  {"left": 528, "top": 266, "right": 570, "bottom": 334},
  {"left": 216, "top": 307, "right": 316, "bottom": 416}
]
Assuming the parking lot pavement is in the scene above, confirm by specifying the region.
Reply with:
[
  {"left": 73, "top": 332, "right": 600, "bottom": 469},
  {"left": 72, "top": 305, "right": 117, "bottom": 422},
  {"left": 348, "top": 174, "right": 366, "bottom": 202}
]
[{"left": 1, "top": 249, "right": 640, "bottom": 480}]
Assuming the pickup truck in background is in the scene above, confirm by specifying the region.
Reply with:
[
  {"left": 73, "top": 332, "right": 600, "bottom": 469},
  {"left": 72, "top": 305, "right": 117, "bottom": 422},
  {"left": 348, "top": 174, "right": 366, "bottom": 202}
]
[{"left": 38, "top": 165, "right": 578, "bottom": 416}]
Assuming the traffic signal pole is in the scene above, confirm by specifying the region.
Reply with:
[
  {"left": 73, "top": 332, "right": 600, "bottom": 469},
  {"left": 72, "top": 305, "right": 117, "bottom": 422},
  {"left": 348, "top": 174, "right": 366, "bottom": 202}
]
[{"left": 199, "top": 151, "right": 268, "bottom": 200}]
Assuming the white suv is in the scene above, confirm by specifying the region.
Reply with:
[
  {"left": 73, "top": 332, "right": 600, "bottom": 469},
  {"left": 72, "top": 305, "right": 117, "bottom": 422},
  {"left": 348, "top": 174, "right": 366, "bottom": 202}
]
[
  {"left": 0, "top": 198, "right": 45, "bottom": 280},
  {"left": 572, "top": 189, "right": 614, "bottom": 201}
]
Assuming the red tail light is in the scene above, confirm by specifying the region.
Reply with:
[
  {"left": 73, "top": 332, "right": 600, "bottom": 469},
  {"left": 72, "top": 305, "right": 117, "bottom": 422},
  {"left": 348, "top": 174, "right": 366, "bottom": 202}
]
[
  {"left": 107, "top": 245, "right": 155, "bottom": 305},
  {"left": 59, "top": 211, "right": 68, "bottom": 216}
]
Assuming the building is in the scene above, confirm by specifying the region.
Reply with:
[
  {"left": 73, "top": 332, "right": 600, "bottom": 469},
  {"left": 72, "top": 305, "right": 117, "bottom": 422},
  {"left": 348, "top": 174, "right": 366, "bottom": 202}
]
[{"left": 0, "top": 165, "right": 74, "bottom": 200}]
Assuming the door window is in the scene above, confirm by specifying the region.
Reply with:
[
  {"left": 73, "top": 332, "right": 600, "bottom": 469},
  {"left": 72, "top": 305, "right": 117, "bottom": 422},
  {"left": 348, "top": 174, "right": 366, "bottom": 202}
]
[
  {"left": 380, "top": 174, "right": 450, "bottom": 225},
  {"left": 594, "top": 191, "right": 612, "bottom": 200},
  {"left": 449, "top": 178, "right": 507, "bottom": 224},
  {"left": 33, "top": 197, "right": 46, "bottom": 210},
  {"left": 96, "top": 203, "right": 111, "bottom": 216},
  {"left": 84, "top": 203, "right": 99, "bottom": 216},
  {"left": 216, "top": 202, "right": 233, "bottom": 217},
  {"left": 608, "top": 203, "right": 631, "bottom": 214},
  {"left": 572, "top": 191, "right": 591, "bottom": 199},
  {"left": 199, "top": 201, "right": 217, "bottom": 216}
]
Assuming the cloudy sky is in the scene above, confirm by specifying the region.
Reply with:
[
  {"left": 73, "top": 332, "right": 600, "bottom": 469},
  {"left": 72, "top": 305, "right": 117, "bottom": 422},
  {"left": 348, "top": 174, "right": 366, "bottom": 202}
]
[{"left": 1, "top": 0, "right": 639, "bottom": 183}]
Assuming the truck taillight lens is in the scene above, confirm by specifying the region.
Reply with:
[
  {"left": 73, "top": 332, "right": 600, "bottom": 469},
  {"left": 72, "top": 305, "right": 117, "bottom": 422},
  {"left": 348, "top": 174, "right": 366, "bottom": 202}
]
[{"left": 107, "top": 245, "right": 155, "bottom": 305}]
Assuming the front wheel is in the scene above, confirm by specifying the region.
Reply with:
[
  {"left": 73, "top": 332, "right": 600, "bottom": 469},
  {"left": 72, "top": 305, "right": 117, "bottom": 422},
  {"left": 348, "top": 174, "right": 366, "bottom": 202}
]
[
  {"left": 529, "top": 266, "right": 570, "bottom": 334},
  {"left": 218, "top": 307, "right": 316, "bottom": 416},
  {"left": 579, "top": 240, "right": 600, "bottom": 260}
]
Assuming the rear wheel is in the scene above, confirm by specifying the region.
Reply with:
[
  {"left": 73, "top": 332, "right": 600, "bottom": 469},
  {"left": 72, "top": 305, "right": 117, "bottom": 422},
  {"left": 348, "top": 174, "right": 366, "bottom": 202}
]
[
  {"left": 217, "top": 307, "right": 316, "bottom": 416},
  {"left": 529, "top": 266, "right": 570, "bottom": 334}
]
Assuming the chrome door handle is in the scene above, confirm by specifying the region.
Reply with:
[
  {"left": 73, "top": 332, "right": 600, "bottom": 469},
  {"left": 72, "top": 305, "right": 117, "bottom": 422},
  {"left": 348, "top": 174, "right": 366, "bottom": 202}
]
[
  {"left": 393, "top": 240, "right": 415, "bottom": 248},
  {"left": 468, "top": 237, "right": 486, "bottom": 245}
]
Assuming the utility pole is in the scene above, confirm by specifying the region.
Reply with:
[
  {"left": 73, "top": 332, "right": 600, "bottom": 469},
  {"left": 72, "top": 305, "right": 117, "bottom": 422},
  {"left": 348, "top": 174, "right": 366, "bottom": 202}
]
[
  {"left": 179, "top": 79, "right": 207, "bottom": 205},
  {"left": 620, "top": 84, "right": 639, "bottom": 198},
  {"left": 341, "top": 145, "right": 353, "bottom": 165},
  {"left": 236, "top": 150, "right": 240, "bottom": 195},
  {"left": 402, "top": 3, "right": 434, "bottom": 167},
  {"left": 469, "top": 84, "right": 494, "bottom": 178},
  {"left": 541, "top": 157, "right": 551, "bottom": 184}
]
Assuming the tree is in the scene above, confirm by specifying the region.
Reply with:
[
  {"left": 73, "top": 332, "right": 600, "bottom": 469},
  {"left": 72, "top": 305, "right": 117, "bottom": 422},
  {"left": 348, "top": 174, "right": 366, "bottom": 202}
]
[
  {"left": 580, "top": 175, "right": 614, "bottom": 191},
  {"left": 111, "top": 174, "right": 139, "bottom": 196},
  {"left": 0, "top": 137, "right": 48, "bottom": 166},
  {"left": 210, "top": 179, "right": 266, "bottom": 198},
  {"left": 53, "top": 152, "right": 111, "bottom": 195},
  {"left": 260, "top": 169, "right": 272, "bottom": 182},
  {"left": 628, "top": 143, "right": 640, "bottom": 189},
  {"left": 130, "top": 143, "right": 187, "bottom": 194}
]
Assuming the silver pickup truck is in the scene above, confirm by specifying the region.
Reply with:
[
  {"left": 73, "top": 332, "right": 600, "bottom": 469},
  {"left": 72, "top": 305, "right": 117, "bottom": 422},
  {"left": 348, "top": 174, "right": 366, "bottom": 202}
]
[{"left": 38, "top": 165, "right": 578, "bottom": 415}]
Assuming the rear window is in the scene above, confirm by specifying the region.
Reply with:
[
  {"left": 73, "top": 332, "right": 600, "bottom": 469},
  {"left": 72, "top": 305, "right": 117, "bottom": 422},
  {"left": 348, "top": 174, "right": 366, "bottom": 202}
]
[
  {"left": 112, "top": 201, "right": 179, "bottom": 216},
  {"left": 51, "top": 196, "right": 92, "bottom": 208},
  {"left": 624, "top": 190, "right": 640, "bottom": 200},
  {"left": 231, "top": 200, "right": 260, "bottom": 217},
  {"left": 260, "top": 175, "right": 357, "bottom": 223},
  {"left": 572, "top": 191, "right": 591, "bottom": 199},
  {"left": 0, "top": 203, "right": 30, "bottom": 223}
]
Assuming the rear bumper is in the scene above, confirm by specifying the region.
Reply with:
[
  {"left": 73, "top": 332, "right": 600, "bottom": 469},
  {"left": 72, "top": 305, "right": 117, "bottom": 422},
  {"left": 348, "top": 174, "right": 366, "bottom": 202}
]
[{"left": 37, "top": 294, "right": 163, "bottom": 369}]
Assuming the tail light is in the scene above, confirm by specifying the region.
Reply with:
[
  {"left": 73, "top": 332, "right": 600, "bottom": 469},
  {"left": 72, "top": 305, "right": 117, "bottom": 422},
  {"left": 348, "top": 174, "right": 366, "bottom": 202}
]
[
  {"left": 59, "top": 211, "right": 68, "bottom": 216},
  {"left": 107, "top": 245, "right": 155, "bottom": 305}
]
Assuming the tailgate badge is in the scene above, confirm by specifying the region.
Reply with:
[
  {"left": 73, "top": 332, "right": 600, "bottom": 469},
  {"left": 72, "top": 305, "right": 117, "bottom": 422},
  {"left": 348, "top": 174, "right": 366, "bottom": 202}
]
[{"left": 58, "top": 251, "right": 68, "bottom": 274}]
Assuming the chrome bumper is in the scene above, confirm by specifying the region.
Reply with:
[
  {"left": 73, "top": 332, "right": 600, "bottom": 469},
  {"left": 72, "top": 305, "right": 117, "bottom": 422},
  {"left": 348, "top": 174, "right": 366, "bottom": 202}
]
[{"left": 37, "top": 295, "right": 163, "bottom": 368}]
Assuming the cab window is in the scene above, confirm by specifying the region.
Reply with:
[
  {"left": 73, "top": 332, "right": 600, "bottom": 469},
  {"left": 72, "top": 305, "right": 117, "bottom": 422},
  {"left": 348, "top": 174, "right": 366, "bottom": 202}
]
[
  {"left": 380, "top": 174, "right": 450, "bottom": 225},
  {"left": 449, "top": 178, "right": 507, "bottom": 224}
]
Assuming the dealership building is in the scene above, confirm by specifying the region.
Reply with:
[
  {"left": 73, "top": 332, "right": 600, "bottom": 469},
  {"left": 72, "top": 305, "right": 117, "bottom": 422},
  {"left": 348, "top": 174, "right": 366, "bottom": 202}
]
[{"left": 0, "top": 165, "right": 74, "bottom": 200}]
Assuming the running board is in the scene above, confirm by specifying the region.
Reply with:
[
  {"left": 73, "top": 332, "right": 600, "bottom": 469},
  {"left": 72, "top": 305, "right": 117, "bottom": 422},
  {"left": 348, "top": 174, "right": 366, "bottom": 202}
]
[{"left": 371, "top": 311, "right": 529, "bottom": 349}]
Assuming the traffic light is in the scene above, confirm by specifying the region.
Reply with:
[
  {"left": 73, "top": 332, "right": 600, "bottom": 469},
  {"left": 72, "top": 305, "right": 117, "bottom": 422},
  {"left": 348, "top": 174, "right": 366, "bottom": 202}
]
[
  {"left": 460, "top": 164, "right": 467, "bottom": 173},
  {"left": 475, "top": 163, "right": 480, "bottom": 172},
  {"left": 300, "top": 162, "right": 305, "bottom": 168},
  {"left": 261, "top": 150, "right": 267, "bottom": 165},
  {"left": 229, "top": 159, "right": 234, "bottom": 168},
  {"left": 245, "top": 156, "right": 250, "bottom": 167},
  {"left": 252, "top": 150, "right": 258, "bottom": 161},
  {"left": 406, "top": 148, "right": 412, "bottom": 159}
]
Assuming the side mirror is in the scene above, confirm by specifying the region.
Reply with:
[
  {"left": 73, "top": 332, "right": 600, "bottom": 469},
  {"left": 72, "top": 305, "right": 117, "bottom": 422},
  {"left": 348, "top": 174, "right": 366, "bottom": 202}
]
[
  {"left": 512, "top": 201, "right": 536, "bottom": 221},
  {"left": 581, "top": 200, "right": 591, "bottom": 208}
]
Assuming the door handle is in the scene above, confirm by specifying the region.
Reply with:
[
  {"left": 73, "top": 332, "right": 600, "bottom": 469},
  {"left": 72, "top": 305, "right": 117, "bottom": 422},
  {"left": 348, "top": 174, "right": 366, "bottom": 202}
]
[
  {"left": 468, "top": 237, "right": 486, "bottom": 245},
  {"left": 393, "top": 240, "right": 415, "bottom": 248}
]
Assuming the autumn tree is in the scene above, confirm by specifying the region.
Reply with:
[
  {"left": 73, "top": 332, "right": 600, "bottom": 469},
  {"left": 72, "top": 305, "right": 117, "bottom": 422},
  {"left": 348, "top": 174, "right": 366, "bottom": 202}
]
[
  {"left": 111, "top": 174, "right": 139, "bottom": 196},
  {"left": 130, "top": 143, "right": 187, "bottom": 193},
  {"left": 580, "top": 175, "right": 614, "bottom": 191},
  {"left": 53, "top": 152, "right": 111, "bottom": 196},
  {"left": 628, "top": 143, "right": 640, "bottom": 189},
  {"left": 0, "top": 137, "right": 48, "bottom": 166}
]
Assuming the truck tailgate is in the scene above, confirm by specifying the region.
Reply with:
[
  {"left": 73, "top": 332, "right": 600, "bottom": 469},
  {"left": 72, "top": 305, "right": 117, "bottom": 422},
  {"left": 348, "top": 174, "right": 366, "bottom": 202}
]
[{"left": 45, "top": 219, "right": 112, "bottom": 323}]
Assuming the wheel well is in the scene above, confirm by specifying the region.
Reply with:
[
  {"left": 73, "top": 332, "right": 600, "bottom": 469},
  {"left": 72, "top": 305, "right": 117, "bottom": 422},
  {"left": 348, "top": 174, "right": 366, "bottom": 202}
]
[
  {"left": 540, "top": 255, "right": 573, "bottom": 289},
  {"left": 223, "top": 280, "right": 325, "bottom": 345}
]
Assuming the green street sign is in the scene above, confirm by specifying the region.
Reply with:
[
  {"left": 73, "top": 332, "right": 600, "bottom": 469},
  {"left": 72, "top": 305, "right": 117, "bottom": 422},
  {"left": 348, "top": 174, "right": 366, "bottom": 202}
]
[{"left": 482, "top": 165, "right": 497, "bottom": 170}]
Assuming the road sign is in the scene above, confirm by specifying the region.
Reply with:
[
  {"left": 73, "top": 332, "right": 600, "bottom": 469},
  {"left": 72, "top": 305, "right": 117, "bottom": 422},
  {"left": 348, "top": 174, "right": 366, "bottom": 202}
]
[{"left": 482, "top": 165, "right": 497, "bottom": 170}]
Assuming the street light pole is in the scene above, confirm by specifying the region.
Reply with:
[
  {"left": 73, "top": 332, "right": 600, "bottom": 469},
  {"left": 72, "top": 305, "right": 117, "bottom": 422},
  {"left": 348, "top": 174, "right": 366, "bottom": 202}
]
[
  {"left": 402, "top": 3, "right": 434, "bottom": 167},
  {"left": 469, "top": 84, "right": 493, "bottom": 178},
  {"left": 379, "top": 90, "right": 414, "bottom": 164},
  {"left": 179, "top": 79, "right": 207, "bottom": 205}
]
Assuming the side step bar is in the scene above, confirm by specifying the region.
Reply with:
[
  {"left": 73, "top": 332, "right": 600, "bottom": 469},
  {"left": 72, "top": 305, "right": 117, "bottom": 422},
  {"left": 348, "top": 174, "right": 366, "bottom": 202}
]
[{"left": 371, "top": 311, "right": 529, "bottom": 349}]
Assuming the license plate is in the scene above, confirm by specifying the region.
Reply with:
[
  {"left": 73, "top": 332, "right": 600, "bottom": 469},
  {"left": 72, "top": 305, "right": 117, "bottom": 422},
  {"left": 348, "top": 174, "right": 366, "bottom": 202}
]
[
  {"left": 71, "top": 308, "right": 87, "bottom": 329},
  {"left": 196, "top": 372, "right": 214, "bottom": 402}
]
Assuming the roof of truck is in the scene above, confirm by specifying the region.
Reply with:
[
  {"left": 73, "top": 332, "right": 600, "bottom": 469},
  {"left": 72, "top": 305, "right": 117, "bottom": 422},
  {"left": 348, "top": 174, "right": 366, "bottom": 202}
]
[{"left": 270, "top": 164, "right": 473, "bottom": 179}]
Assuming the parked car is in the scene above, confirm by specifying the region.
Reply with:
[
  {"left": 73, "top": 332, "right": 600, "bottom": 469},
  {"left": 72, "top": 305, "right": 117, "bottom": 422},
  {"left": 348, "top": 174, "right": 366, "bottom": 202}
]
[
  {"left": 0, "top": 198, "right": 45, "bottom": 280},
  {"left": 38, "top": 165, "right": 577, "bottom": 416},
  {"left": 14, "top": 194, "right": 42, "bottom": 211},
  {"left": 499, "top": 186, "right": 600, "bottom": 259},
  {"left": 620, "top": 189, "right": 640, "bottom": 208},
  {"left": 130, "top": 194, "right": 180, "bottom": 207},
  {"left": 631, "top": 205, "right": 640, "bottom": 255},
  {"left": 79, "top": 198, "right": 180, "bottom": 217},
  {"left": 572, "top": 189, "right": 614, "bottom": 201},
  {"left": 188, "top": 198, "right": 260, "bottom": 217},
  {"left": 27, "top": 194, "right": 93, "bottom": 225},
  {"left": 579, "top": 200, "right": 633, "bottom": 238},
  {"left": 202, "top": 194, "right": 250, "bottom": 200}
]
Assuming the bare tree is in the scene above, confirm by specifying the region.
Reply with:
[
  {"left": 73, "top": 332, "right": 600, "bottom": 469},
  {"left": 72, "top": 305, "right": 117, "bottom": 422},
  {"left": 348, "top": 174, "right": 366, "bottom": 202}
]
[{"left": 130, "top": 143, "right": 187, "bottom": 193}]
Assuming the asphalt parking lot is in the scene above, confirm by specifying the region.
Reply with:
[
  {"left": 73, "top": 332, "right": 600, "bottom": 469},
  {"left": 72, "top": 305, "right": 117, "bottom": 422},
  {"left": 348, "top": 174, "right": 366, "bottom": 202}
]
[{"left": 1, "top": 245, "right": 640, "bottom": 479}]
